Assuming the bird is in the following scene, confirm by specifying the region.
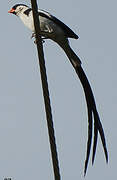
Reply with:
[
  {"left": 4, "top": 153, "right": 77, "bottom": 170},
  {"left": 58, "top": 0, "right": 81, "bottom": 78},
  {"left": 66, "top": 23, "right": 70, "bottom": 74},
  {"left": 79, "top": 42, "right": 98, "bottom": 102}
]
[{"left": 8, "top": 4, "right": 108, "bottom": 175}]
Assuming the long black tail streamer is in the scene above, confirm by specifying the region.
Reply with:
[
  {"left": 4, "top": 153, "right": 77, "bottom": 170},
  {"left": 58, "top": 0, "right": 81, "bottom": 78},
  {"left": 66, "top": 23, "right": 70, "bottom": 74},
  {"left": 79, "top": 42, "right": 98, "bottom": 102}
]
[{"left": 75, "top": 64, "right": 108, "bottom": 175}]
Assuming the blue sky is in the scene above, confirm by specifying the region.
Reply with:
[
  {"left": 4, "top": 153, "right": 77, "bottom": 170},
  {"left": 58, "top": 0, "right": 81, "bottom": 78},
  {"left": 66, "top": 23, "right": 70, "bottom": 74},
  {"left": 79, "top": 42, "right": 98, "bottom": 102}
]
[{"left": 0, "top": 0, "right": 116, "bottom": 179}]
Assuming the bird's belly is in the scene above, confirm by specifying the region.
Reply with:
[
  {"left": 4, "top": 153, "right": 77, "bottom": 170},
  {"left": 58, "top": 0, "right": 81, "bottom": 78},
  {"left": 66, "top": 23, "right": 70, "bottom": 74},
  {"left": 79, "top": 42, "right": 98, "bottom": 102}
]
[{"left": 20, "top": 15, "right": 34, "bottom": 31}]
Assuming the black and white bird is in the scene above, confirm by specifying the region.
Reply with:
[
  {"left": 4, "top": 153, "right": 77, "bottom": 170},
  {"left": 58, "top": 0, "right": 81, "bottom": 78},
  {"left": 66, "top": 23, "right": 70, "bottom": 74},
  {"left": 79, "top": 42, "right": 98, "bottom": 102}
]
[{"left": 8, "top": 4, "right": 108, "bottom": 175}]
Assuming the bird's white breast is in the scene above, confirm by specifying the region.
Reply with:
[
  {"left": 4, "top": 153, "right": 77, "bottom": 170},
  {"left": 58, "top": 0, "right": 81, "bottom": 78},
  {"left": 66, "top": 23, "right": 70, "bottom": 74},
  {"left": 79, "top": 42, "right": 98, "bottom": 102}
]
[{"left": 19, "top": 11, "right": 34, "bottom": 31}]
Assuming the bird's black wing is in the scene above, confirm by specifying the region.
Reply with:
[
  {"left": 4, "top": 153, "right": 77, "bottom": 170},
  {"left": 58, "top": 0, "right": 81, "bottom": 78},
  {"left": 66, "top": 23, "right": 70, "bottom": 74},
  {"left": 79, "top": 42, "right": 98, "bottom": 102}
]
[{"left": 38, "top": 9, "right": 79, "bottom": 39}]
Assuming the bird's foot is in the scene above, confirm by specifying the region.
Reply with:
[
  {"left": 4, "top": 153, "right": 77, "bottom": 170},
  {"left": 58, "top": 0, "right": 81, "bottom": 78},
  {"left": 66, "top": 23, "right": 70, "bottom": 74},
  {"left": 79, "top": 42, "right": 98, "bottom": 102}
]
[
  {"left": 34, "top": 38, "right": 45, "bottom": 44},
  {"left": 31, "top": 32, "right": 36, "bottom": 39},
  {"left": 31, "top": 32, "right": 49, "bottom": 44}
]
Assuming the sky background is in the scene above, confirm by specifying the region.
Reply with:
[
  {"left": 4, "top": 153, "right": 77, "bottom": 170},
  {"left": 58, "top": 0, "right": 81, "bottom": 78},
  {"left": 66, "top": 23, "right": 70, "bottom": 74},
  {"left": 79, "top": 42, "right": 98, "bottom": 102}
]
[{"left": 0, "top": 0, "right": 116, "bottom": 179}]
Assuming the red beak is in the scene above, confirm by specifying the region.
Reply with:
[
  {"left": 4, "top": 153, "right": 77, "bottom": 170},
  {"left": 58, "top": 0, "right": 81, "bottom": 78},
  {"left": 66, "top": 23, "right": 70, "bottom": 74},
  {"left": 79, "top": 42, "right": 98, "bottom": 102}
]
[{"left": 8, "top": 8, "right": 15, "bottom": 13}]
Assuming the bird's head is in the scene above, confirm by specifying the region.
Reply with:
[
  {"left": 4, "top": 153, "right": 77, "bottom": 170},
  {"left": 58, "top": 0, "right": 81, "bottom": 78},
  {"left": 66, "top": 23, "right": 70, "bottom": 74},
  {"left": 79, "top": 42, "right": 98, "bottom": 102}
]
[{"left": 8, "top": 4, "right": 29, "bottom": 16}]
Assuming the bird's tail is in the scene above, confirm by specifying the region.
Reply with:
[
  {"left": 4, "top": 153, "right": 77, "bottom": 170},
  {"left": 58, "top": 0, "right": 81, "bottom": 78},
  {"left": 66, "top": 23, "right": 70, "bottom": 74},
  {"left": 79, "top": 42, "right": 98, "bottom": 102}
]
[
  {"left": 59, "top": 41, "right": 108, "bottom": 175},
  {"left": 59, "top": 40, "right": 82, "bottom": 67}
]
